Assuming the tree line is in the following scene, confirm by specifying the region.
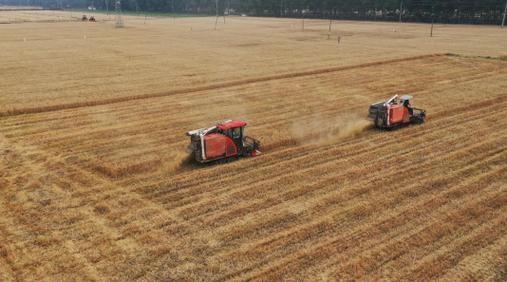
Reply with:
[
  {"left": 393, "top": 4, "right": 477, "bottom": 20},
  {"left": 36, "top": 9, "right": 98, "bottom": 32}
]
[{"left": 3, "top": 0, "right": 506, "bottom": 25}]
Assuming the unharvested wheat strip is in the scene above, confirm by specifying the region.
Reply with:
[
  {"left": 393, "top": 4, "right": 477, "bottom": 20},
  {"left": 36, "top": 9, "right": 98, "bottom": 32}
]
[
  {"left": 405, "top": 74, "right": 507, "bottom": 108},
  {"left": 361, "top": 63, "right": 502, "bottom": 97},
  {"left": 218, "top": 150, "right": 507, "bottom": 280},
  {"left": 0, "top": 90, "right": 334, "bottom": 146},
  {"left": 424, "top": 71, "right": 502, "bottom": 101},
  {"left": 26, "top": 96, "right": 326, "bottom": 154},
  {"left": 436, "top": 235, "right": 507, "bottom": 281},
  {"left": 442, "top": 70, "right": 507, "bottom": 89},
  {"left": 0, "top": 18, "right": 504, "bottom": 111}
]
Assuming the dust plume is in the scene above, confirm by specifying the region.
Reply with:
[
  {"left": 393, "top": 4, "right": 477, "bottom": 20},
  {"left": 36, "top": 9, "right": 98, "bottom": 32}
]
[
  {"left": 290, "top": 113, "right": 371, "bottom": 146},
  {"left": 165, "top": 150, "right": 195, "bottom": 173}
]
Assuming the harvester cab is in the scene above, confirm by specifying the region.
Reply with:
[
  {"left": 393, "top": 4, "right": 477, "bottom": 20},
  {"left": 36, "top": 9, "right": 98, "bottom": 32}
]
[
  {"left": 186, "top": 120, "right": 261, "bottom": 164},
  {"left": 368, "top": 95, "right": 426, "bottom": 129}
]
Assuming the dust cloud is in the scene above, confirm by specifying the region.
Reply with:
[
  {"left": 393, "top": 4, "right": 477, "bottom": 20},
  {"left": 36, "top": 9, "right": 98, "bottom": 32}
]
[
  {"left": 290, "top": 113, "right": 371, "bottom": 146},
  {"left": 165, "top": 150, "right": 195, "bottom": 172}
]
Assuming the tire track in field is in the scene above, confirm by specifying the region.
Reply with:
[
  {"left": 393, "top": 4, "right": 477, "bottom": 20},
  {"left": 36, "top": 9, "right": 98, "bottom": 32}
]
[
  {"left": 203, "top": 140, "right": 506, "bottom": 263},
  {"left": 223, "top": 152, "right": 506, "bottom": 281},
  {"left": 435, "top": 234, "right": 507, "bottom": 281},
  {"left": 394, "top": 204, "right": 507, "bottom": 280},
  {"left": 383, "top": 204, "right": 507, "bottom": 280},
  {"left": 319, "top": 174, "right": 507, "bottom": 278},
  {"left": 197, "top": 132, "right": 507, "bottom": 235},
  {"left": 205, "top": 159, "right": 501, "bottom": 280},
  {"left": 211, "top": 131, "right": 507, "bottom": 249},
  {"left": 181, "top": 128, "right": 505, "bottom": 231},
  {"left": 326, "top": 189, "right": 507, "bottom": 280},
  {"left": 263, "top": 189, "right": 506, "bottom": 281}
]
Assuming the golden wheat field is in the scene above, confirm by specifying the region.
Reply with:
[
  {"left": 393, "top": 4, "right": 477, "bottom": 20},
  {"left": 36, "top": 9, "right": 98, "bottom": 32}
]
[{"left": 1, "top": 10, "right": 507, "bottom": 281}]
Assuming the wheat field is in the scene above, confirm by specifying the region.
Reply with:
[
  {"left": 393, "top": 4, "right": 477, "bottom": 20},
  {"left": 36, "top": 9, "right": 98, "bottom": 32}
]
[{"left": 0, "top": 10, "right": 506, "bottom": 281}]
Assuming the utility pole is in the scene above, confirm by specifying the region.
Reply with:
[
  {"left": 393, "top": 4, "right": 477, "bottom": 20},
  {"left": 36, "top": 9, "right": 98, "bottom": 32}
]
[
  {"left": 172, "top": 0, "right": 175, "bottom": 22},
  {"left": 399, "top": 0, "right": 403, "bottom": 23},
  {"left": 328, "top": 11, "right": 333, "bottom": 40},
  {"left": 502, "top": 0, "right": 507, "bottom": 28},
  {"left": 430, "top": 1, "right": 434, "bottom": 37},
  {"left": 105, "top": 0, "right": 109, "bottom": 17},
  {"left": 115, "top": 0, "right": 123, "bottom": 28},
  {"left": 214, "top": 0, "right": 219, "bottom": 30},
  {"left": 301, "top": 6, "right": 305, "bottom": 31},
  {"left": 226, "top": 0, "right": 230, "bottom": 23},
  {"left": 223, "top": 0, "right": 227, "bottom": 24}
]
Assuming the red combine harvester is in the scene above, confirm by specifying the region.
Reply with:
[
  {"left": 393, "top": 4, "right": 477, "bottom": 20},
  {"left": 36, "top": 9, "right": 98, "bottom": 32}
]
[
  {"left": 186, "top": 120, "right": 261, "bottom": 163},
  {"left": 368, "top": 95, "right": 426, "bottom": 129}
]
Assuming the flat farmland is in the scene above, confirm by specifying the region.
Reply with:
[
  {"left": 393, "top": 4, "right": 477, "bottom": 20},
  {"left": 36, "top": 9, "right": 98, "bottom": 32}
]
[{"left": 0, "top": 11, "right": 506, "bottom": 281}]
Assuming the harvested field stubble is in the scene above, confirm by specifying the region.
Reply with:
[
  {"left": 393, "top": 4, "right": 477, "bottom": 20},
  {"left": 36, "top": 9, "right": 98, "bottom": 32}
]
[{"left": 0, "top": 11, "right": 506, "bottom": 281}]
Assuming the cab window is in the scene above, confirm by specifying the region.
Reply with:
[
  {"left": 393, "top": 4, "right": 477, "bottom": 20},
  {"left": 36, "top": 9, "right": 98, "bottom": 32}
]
[{"left": 231, "top": 127, "right": 241, "bottom": 138}]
